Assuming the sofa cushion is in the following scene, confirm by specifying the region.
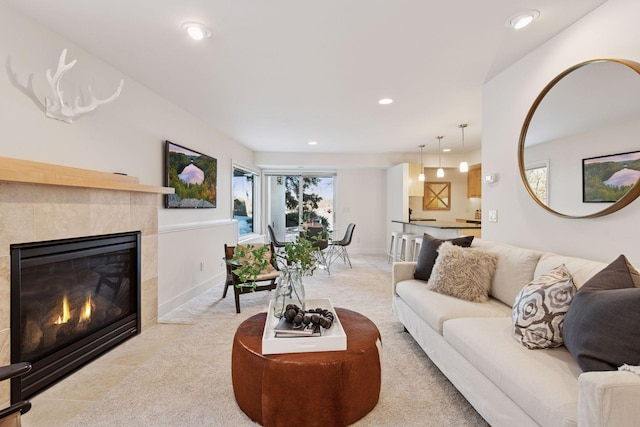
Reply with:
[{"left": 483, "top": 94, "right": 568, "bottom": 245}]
[
  {"left": 563, "top": 255, "right": 640, "bottom": 372},
  {"left": 444, "top": 317, "right": 581, "bottom": 427},
  {"left": 414, "top": 233, "right": 474, "bottom": 281},
  {"left": 471, "top": 239, "right": 542, "bottom": 307},
  {"left": 512, "top": 264, "right": 576, "bottom": 349},
  {"left": 534, "top": 253, "right": 608, "bottom": 289},
  {"left": 427, "top": 242, "right": 497, "bottom": 303},
  {"left": 395, "top": 279, "right": 511, "bottom": 334}
]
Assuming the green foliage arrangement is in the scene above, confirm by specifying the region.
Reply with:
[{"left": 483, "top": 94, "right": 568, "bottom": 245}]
[
  {"left": 231, "top": 244, "right": 272, "bottom": 289},
  {"left": 231, "top": 232, "right": 321, "bottom": 290},
  {"left": 280, "top": 236, "right": 317, "bottom": 277}
]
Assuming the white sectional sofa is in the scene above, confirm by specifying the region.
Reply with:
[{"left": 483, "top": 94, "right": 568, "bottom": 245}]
[{"left": 392, "top": 238, "right": 640, "bottom": 427}]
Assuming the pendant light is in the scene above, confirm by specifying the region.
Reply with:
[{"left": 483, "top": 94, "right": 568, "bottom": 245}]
[
  {"left": 459, "top": 123, "right": 469, "bottom": 173},
  {"left": 436, "top": 136, "right": 444, "bottom": 178},
  {"left": 418, "top": 144, "right": 426, "bottom": 182}
]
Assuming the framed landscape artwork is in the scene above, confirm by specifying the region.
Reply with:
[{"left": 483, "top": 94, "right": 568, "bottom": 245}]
[
  {"left": 165, "top": 140, "right": 217, "bottom": 208},
  {"left": 582, "top": 150, "right": 640, "bottom": 203}
]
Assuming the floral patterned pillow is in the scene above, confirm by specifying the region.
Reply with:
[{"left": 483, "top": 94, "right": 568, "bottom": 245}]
[{"left": 512, "top": 264, "right": 576, "bottom": 349}]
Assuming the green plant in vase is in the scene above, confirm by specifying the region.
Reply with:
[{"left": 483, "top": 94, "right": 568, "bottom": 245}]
[{"left": 273, "top": 234, "right": 319, "bottom": 318}]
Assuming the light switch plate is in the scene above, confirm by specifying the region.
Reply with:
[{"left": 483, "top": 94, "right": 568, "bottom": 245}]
[{"left": 488, "top": 210, "right": 497, "bottom": 222}]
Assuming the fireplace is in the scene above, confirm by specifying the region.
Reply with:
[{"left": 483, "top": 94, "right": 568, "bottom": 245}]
[{"left": 10, "top": 231, "right": 141, "bottom": 402}]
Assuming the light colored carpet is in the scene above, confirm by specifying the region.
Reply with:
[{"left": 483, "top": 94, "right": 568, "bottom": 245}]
[{"left": 48, "top": 255, "right": 489, "bottom": 426}]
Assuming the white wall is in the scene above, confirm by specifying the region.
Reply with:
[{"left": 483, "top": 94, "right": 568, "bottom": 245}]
[
  {"left": 335, "top": 168, "right": 387, "bottom": 254},
  {"left": 482, "top": 0, "right": 640, "bottom": 266},
  {"left": 386, "top": 164, "right": 408, "bottom": 252},
  {"left": 0, "top": 4, "right": 256, "bottom": 316}
]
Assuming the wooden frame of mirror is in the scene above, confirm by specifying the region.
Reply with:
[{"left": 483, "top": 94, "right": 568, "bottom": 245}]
[{"left": 518, "top": 58, "right": 640, "bottom": 218}]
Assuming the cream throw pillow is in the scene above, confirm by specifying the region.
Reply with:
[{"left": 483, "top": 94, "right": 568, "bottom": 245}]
[{"left": 427, "top": 242, "right": 498, "bottom": 303}]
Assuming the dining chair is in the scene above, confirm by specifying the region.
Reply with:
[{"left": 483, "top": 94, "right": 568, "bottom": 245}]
[
  {"left": 302, "top": 226, "right": 331, "bottom": 275},
  {"left": 267, "top": 224, "right": 287, "bottom": 253},
  {"left": 327, "top": 223, "right": 356, "bottom": 269}
]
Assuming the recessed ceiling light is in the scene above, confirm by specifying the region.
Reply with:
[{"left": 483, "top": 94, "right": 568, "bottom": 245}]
[
  {"left": 308, "top": 141, "right": 318, "bottom": 145},
  {"left": 505, "top": 10, "right": 540, "bottom": 30},
  {"left": 182, "top": 22, "right": 211, "bottom": 40},
  {"left": 378, "top": 98, "right": 393, "bottom": 105},
  {"left": 442, "top": 148, "right": 452, "bottom": 152}
]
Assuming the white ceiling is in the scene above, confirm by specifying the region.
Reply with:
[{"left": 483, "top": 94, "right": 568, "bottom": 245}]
[{"left": 2, "top": 0, "right": 607, "bottom": 156}]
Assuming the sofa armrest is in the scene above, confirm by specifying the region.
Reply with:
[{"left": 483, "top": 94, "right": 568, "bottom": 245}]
[
  {"left": 392, "top": 262, "right": 417, "bottom": 295},
  {"left": 578, "top": 371, "right": 640, "bottom": 427}
]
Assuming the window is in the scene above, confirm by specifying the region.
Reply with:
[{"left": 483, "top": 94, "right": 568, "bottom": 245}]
[
  {"left": 525, "top": 160, "right": 549, "bottom": 205},
  {"left": 265, "top": 173, "right": 335, "bottom": 241},
  {"left": 233, "top": 166, "right": 259, "bottom": 236}
]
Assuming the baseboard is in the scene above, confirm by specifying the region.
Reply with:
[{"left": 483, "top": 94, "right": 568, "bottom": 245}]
[
  {"left": 238, "top": 233, "right": 266, "bottom": 244},
  {"left": 158, "top": 272, "right": 224, "bottom": 318}
]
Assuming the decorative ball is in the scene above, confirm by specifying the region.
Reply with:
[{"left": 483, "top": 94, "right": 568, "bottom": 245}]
[{"left": 285, "top": 308, "right": 297, "bottom": 322}]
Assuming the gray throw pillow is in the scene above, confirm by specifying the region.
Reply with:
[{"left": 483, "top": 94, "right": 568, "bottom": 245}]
[
  {"left": 414, "top": 233, "right": 474, "bottom": 281},
  {"left": 512, "top": 264, "right": 576, "bottom": 349},
  {"left": 563, "top": 255, "right": 640, "bottom": 371}
]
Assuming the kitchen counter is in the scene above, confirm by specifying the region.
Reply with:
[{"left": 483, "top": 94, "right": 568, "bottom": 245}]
[
  {"left": 456, "top": 218, "right": 482, "bottom": 224},
  {"left": 392, "top": 220, "right": 481, "bottom": 239}
]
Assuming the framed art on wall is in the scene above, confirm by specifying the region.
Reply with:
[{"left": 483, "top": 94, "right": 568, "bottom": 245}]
[
  {"left": 164, "top": 140, "right": 217, "bottom": 208},
  {"left": 582, "top": 150, "right": 640, "bottom": 203},
  {"left": 424, "top": 182, "right": 450, "bottom": 210}
]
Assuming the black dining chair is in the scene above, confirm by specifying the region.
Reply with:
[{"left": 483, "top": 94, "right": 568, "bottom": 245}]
[
  {"left": 327, "top": 223, "right": 356, "bottom": 269},
  {"left": 302, "top": 226, "right": 331, "bottom": 274},
  {"left": 267, "top": 224, "right": 287, "bottom": 253}
]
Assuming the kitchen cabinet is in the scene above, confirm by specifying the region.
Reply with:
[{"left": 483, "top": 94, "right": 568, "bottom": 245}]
[
  {"left": 408, "top": 163, "right": 424, "bottom": 197},
  {"left": 467, "top": 164, "right": 481, "bottom": 198}
]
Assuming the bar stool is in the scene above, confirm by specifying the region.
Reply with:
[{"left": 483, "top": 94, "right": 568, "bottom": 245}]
[
  {"left": 387, "top": 231, "right": 400, "bottom": 264},
  {"left": 413, "top": 236, "right": 423, "bottom": 261},
  {"left": 399, "top": 234, "right": 417, "bottom": 262}
]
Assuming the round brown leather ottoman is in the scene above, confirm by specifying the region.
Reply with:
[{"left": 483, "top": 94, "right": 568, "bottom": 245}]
[{"left": 232, "top": 308, "right": 381, "bottom": 427}]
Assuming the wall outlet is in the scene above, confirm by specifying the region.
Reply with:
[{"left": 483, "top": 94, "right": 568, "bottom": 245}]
[{"left": 488, "top": 210, "right": 498, "bottom": 222}]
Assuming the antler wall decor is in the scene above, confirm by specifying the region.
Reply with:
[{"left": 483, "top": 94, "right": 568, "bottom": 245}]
[{"left": 45, "top": 49, "right": 124, "bottom": 123}]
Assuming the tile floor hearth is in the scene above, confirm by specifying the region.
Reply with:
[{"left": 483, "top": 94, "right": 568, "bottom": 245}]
[{"left": 21, "top": 322, "right": 192, "bottom": 426}]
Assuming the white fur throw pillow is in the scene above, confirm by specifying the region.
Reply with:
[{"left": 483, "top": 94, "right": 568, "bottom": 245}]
[{"left": 427, "top": 242, "right": 498, "bottom": 303}]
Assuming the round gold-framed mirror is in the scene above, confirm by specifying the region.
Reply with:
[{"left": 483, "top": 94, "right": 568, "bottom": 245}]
[{"left": 518, "top": 58, "right": 640, "bottom": 218}]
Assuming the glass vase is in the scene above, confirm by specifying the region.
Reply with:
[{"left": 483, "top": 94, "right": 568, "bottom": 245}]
[{"left": 272, "top": 268, "right": 306, "bottom": 318}]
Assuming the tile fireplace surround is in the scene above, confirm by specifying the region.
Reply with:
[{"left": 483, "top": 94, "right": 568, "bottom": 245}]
[{"left": 0, "top": 158, "right": 170, "bottom": 406}]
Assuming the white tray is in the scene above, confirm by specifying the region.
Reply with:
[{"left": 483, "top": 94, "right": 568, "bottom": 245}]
[{"left": 262, "top": 298, "right": 347, "bottom": 355}]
